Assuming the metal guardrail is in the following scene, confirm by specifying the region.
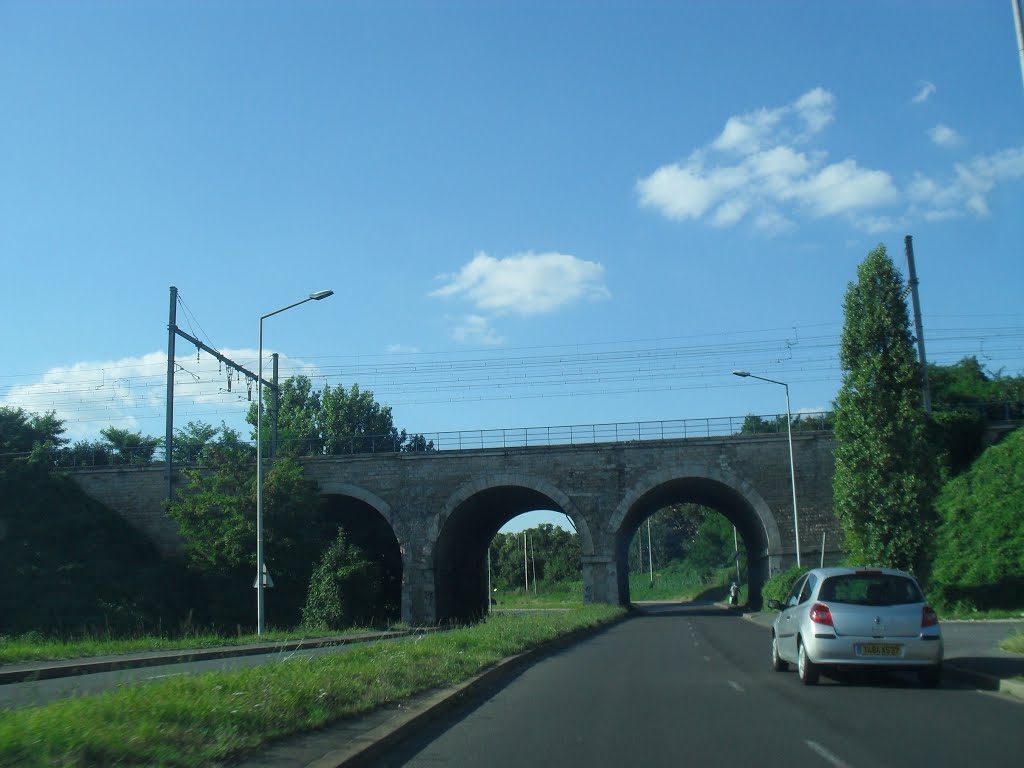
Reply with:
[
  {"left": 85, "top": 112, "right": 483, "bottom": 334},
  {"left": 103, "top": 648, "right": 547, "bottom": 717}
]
[
  {"left": 413, "top": 412, "right": 834, "bottom": 452},
  {"left": 7, "top": 402, "right": 1022, "bottom": 468}
]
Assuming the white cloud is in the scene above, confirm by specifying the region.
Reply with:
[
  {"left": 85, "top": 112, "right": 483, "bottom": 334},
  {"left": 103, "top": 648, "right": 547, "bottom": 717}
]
[
  {"left": 386, "top": 344, "right": 420, "bottom": 354},
  {"left": 1, "top": 350, "right": 322, "bottom": 442},
  {"left": 431, "top": 251, "right": 610, "bottom": 316},
  {"left": 712, "top": 108, "right": 785, "bottom": 155},
  {"left": 795, "top": 160, "right": 899, "bottom": 216},
  {"left": 638, "top": 88, "right": 896, "bottom": 233},
  {"left": 912, "top": 81, "right": 936, "bottom": 104},
  {"left": 638, "top": 87, "right": 1021, "bottom": 234},
  {"left": 909, "top": 146, "right": 1024, "bottom": 220},
  {"left": 928, "top": 124, "right": 962, "bottom": 148},
  {"left": 451, "top": 315, "right": 503, "bottom": 346},
  {"left": 754, "top": 210, "right": 796, "bottom": 237},
  {"left": 794, "top": 87, "right": 836, "bottom": 134},
  {"left": 635, "top": 161, "right": 720, "bottom": 220}
]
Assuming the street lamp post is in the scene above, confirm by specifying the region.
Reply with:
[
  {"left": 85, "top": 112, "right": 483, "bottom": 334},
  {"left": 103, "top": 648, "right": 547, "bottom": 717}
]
[
  {"left": 732, "top": 370, "right": 801, "bottom": 567},
  {"left": 256, "top": 289, "right": 333, "bottom": 635}
]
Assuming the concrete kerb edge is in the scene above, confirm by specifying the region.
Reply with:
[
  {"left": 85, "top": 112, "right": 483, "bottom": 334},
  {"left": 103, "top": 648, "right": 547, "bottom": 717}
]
[
  {"left": 304, "top": 610, "right": 633, "bottom": 768},
  {"left": 740, "top": 609, "right": 1024, "bottom": 701},
  {"left": 0, "top": 627, "right": 448, "bottom": 685}
]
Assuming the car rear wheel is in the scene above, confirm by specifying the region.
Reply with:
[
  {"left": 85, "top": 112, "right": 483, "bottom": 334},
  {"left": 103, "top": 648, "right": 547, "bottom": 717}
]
[
  {"left": 797, "top": 639, "right": 819, "bottom": 685},
  {"left": 918, "top": 665, "right": 942, "bottom": 688},
  {"left": 771, "top": 634, "right": 789, "bottom": 671}
]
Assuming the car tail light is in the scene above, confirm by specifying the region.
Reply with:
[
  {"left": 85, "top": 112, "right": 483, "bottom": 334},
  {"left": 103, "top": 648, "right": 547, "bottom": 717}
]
[
  {"left": 921, "top": 605, "right": 939, "bottom": 627},
  {"left": 809, "top": 603, "right": 834, "bottom": 626}
]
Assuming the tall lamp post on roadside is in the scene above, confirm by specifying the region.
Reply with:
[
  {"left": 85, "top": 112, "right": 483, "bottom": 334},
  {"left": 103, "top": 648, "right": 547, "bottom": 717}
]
[
  {"left": 256, "top": 289, "right": 333, "bottom": 635},
  {"left": 732, "top": 370, "right": 801, "bottom": 567}
]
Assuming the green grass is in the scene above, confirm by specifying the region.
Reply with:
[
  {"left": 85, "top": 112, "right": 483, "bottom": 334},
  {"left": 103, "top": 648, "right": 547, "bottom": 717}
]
[
  {"left": 1000, "top": 630, "right": 1024, "bottom": 654},
  {"left": 933, "top": 606, "right": 1024, "bottom": 621},
  {"left": 0, "top": 605, "right": 624, "bottom": 768},
  {"left": 493, "top": 565, "right": 739, "bottom": 609},
  {"left": 0, "top": 627, "right": 392, "bottom": 666}
]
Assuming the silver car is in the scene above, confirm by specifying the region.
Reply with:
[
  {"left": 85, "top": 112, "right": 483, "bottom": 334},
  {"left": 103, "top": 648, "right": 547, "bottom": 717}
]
[{"left": 768, "top": 566, "right": 943, "bottom": 686}]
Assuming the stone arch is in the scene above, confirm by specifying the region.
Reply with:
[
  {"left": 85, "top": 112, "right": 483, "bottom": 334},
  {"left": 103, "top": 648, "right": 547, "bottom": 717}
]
[
  {"left": 434, "top": 471, "right": 594, "bottom": 557},
  {"left": 317, "top": 481, "right": 399, "bottom": 535},
  {"left": 430, "top": 472, "right": 593, "bottom": 623},
  {"left": 609, "top": 464, "right": 782, "bottom": 608},
  {"left": 316, "top": 481, "right": 407, "bottom": 623}
]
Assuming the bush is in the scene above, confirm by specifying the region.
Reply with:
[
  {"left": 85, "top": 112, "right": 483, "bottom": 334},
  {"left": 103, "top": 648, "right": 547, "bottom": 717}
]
[
  {"left": 761, "top": 565, "right": 808, "bottom": 607},
  {"left": 0, "top": 462, "right": 186, "bottom": 636},
  {"left": 929, "top": 428, "right": 1024, "bottom": 610},
  {"left": 301, "top": 528, "right": 387, "bottom": 631}
]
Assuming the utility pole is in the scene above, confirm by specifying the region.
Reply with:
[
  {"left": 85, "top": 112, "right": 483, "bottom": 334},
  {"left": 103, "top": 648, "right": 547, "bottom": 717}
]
[
  {"left": 1013, "top": 0, "right": 1024, "bottom": 92},
  {"left": 530, "top": 535, "right": 537, "bottom": 594},
  {"left": 165, "top": 286, "right": 178, "bottom": 501},
  {"left": 647, "top": 518, "right": 654, "bottom": 586},
  {"left": 523, "top": 532, "right": 529, "bottom": 592},
  {"left": 487, "top": 547, "right": 492, "bottom": 614},
  {"left": 734, "top": 526, "right": 741, "bottom": 584},
  {"left": 164, "top": 286, "right": 280, "bottom": 502},
  {"left": 905, "top": 236, "right": 932, "bottom": 415}
]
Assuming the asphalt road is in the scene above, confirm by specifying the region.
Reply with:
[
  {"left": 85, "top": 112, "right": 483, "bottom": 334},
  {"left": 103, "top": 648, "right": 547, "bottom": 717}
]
[{"left": 377, "top": 604, "right": 1023, "bottom": 768}]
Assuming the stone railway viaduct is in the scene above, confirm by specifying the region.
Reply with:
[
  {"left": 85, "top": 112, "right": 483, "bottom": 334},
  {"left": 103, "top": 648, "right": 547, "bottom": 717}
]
[{"left": 69, "top": 430, "right": 841, "bottom": 625}]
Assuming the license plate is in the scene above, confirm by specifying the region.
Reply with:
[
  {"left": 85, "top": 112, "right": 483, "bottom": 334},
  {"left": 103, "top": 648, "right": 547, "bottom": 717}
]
[{"left": 856, "top": 643, "right": 902, "bottom": 657}]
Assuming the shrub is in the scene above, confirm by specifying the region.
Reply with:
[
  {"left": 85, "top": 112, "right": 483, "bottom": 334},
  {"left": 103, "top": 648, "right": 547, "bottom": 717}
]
[
  {"left": 930, "top": 428, "right": 1024, "bottom": 610},
  {"left": 761, "top": 565, "right": 808, "bottom": 607},
  {"left": 301, "top": 528, "right": 386, "bottom": 631}
]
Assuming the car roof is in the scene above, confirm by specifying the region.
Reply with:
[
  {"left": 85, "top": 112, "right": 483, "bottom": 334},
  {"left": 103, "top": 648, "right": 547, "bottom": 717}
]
[{"left": 805, "top": 566, "right": 915, "bottom": 579}]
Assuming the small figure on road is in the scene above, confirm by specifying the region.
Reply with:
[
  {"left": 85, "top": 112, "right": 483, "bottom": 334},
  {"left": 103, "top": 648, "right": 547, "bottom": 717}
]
[{"left": 729, "top": 581, "right": 740, "bottom": 607}]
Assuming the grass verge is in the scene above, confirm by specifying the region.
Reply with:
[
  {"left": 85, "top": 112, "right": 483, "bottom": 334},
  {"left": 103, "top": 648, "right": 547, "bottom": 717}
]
[
  {"left": 0, "top": 627, "right": 389, "bottom": 666},
  {"left": 0, "top": 604, "right": 624, "bottom": 768},
  {"left": 1001, "top": 630, "right": 1024, "bottom": 654}
]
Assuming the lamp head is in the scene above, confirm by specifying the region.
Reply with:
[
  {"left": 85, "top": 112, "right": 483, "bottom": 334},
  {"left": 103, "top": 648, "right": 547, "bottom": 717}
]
[
  {"left": 732, "top": 370, "right": 751, "bottom": 378},
  {"left": 309, "top": 290, "right": 334, "bottom": 301}
]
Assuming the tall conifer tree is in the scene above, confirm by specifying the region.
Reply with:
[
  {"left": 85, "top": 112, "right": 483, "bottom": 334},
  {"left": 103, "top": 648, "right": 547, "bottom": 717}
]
[{"left": 833, "top": 245, "right": 938, "bottom": 576}]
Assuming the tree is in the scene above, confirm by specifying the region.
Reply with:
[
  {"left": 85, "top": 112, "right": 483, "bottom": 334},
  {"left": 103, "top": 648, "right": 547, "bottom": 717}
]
[
  {"left": 165, "top": 425, "right": 323, "bottom": 626},
  {"left": 246, "top": 375, "right": 431, "bottom": 456},
  {"left": 0, "top": 407, "right": 66, "bottom": 464},
  {"left": 833, "top": 245, "right": 939, "bottom": 577},
  {"left": 172, "top": 421, "right": 220, "bottom": 463},
  {"left": 99, "top": 427, "right": 161, "bottom": 466}
]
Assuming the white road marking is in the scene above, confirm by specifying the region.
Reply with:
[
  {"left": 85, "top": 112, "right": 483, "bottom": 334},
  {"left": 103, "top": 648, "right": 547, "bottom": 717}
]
[
  {"left": 804, "top": 740, "right": 853, "bottom": 768},
  {"left": 143, "top": 673, "right": 184, "bottom": 681},
  {"left": 727, "top": 680, "right": 744, "bottom": 693},
  {"left": 703, "top": 655, "right": 711, "bottom": 662}
]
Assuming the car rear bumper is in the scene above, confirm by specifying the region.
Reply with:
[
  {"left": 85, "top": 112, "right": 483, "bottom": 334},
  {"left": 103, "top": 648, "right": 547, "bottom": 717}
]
[{"left": 803, "top": 633, "right": 944, "bottom": 667}]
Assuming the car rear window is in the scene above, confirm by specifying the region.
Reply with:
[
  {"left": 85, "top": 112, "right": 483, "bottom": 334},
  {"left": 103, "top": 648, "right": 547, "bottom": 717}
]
[{"left": 817, "top": 574, "right": 923, "bottom": 606}]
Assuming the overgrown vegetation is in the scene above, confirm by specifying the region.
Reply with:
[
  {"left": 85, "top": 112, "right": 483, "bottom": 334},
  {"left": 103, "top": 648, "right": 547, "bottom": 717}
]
[
  {"left": 1002, "top": 631, "right": 1024, "bottom": 655},
  {"left": 0, "top": 606, "right": 624, "bottom": 768},
  {"left": 928, "top": 428, "right": 1024, "bottom": 611},
  {"left": 761, "top": 565, "right": 809, "bottom": 606},
  {"left": 0, "top": 419, "right": 187, "bottom": 636}
]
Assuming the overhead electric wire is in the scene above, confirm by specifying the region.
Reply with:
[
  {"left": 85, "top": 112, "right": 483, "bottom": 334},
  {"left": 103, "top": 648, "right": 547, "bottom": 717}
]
[{"left": 2, "top": 316, "right": 1021, "bottom": 435}]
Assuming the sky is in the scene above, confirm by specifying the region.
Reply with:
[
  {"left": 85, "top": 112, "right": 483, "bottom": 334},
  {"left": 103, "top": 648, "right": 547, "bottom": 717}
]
[{"left": 2, "top": 2, "right": 1023, "bottom": 531}]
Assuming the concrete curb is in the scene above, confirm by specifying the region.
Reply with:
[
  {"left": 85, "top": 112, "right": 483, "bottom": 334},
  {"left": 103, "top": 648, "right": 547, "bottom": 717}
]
[
  {"left": 944, "top": 662, "right": 1024, "bottom": 700},
  {"left": 0, "top": 628, "right": 446, "bottom": 685},
  {"left": 302, "top": 612, "right": 632, "bottom": 768}
]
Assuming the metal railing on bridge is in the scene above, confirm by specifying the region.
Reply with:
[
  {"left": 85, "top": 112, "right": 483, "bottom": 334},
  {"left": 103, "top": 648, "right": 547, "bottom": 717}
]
[
  {"left": 13, "top": 400, "right": 1023, "bottom": 468},
  {"left": 413, "top": 411, "right": 834, "bottom": 452}
]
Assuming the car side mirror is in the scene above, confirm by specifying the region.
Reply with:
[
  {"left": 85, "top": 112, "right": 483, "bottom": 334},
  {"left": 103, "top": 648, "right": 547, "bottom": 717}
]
[{"left": 767, "top": 599, "right": 782, "bottom": 610}]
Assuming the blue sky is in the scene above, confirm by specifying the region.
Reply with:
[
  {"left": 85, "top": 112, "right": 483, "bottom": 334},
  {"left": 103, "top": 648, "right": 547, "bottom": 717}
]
[{"left": 2, "top": 2, "right": 1023, "bottom": 530}]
